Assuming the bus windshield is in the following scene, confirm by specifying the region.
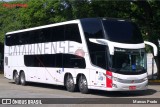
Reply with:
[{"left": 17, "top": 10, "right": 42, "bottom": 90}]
[
  {"left": 102, "top": 20, "right": 143, "bottom": 44},
  {"left": 110, "top": 48, "right": 147, "bottom": 75}
]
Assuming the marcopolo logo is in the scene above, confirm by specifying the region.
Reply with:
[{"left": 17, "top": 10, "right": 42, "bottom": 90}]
[{"left": 1, "top": 99, "right": 42, "bottom": 105}]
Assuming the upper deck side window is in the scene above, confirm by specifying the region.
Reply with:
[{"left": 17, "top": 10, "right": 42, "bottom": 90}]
[
  {"left": 5, "top": 23, "right": 82, "bottom": 46},
  {"left": 80, "top": 18, "right": 105, "bottom": 39}
]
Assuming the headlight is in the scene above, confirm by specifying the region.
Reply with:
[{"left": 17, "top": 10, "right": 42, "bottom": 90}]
[
  {"left": 143, "top": 77, "right": 148, "bottom": 81},
  {"left": 103, "top": 73, "right": 112, "bottom": 79},
  {"left": 103, "top": 73, "right": 120, "bottom": 81}
]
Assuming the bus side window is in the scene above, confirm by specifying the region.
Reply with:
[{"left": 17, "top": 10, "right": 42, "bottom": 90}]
[
  {"left": 71, "top": 57, "right": 86, "bottom": 68},
  {"left": 65, "top": 24, "right": 82, "bottom": 43},
  {"left": 24, "top": 55, "right": 35, "bottom": 67},
  {"left": 19, "top": 32, "right": 27, "bottom": 45},
  {"left": 50, "top": 25, "right": 65, "bottom": 42},
  {"left": 55, "top": 54, "right": 63, "bottom": 68},
  {"left": 4, "top": 57, "right": 8, "bottom": 66},
  {"left": 6, "top": 35, "right": 12, "bottom": 46},
  {"left": 12, "top": 34, "right": 19, "bottom": 45},
  {"left": 62, "top": 54, "right": 86, "bottom": 68},
  {"left": 26, "top": 31, "right": 35, "bottom": 44}
]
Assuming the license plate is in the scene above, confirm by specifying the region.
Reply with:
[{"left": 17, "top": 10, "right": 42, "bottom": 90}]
[{"left": 129, "top": 86, "right": 136, "bottom": 90}]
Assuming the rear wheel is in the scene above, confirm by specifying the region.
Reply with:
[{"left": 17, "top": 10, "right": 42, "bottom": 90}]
[
  {"left": 78, "top": 75, "right": 89, "bottom": 94},
  {"left": 20, "top": 72, "right": 26, "bottom": 86},
  {"left": 65, "top": 74, "right": 76, "bottom": 92},
  {"left": 13, "top": 71, "right": 20, "bottom": 85}
]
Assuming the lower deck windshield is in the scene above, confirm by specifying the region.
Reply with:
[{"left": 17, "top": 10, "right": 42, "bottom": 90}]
[{"left": 110, "top": 48, "right": 147, "bottom": 75}]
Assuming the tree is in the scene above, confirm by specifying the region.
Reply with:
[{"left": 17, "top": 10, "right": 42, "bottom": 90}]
[
  {"left": 0, "top": 0, "right": 160, "bottom": 78},
  {"left": 130, "top": 1, "right": 160, "bottom": 79}
]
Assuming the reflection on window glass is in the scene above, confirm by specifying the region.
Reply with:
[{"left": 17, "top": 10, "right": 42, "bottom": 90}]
[
  {"left": 24, "top": 54, "right": 86, "bottom": 68},
  {"left": 111, "top": 48, "right": 146, "bottom": 75},
  {"left": 102, "top": 20, "right": 143, "bottom": 44},
  {"left": 81, "top": 18, "right": 108, "bottom": 69},
  {"left": 5, "top": 24, "right": 82, "bottom": 46}
]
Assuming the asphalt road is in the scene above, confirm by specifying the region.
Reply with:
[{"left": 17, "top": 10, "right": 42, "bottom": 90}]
[{"left": 0, "top": 74, "right": 160, "bottom": 107}]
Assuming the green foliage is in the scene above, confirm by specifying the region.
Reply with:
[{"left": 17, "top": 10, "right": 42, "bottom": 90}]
[
  {"left": 0, "top": 0, "right": 160, "bottom": 45},
  {"left": 0, "top": 0, "right": 160, "bottom": 78}
]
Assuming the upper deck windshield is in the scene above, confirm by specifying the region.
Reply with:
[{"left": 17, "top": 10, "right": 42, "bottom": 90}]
[
  {"left": 110, "top": 48, "right": 147, "bottom": 75},
  {"left": 102, "top": 20, "right": 143, "bottom": 44}
]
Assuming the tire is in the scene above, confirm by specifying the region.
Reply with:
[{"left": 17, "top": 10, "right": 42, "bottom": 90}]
[
  {"left": 65, "top": 74, "right": 76, "bottom": 92},
  {"left": 78, "top": 75, "right": 89, "bottom": 94},
  {"left": 20, "top": 72, "right": 26, "bottom": 86},
  {"left": 13, "top": 71, "right": 20, "bottom": 85}
]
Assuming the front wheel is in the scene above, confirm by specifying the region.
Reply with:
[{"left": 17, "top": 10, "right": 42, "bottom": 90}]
[
  {"left": 20, "top": 72, "right": 26, "bottom": 86},
  {"left": 65, "top": 75, "right": 76, "bottom": 92},
  {"left": 78, "top": 75, "right": 89, "bottom": 94},
  {"left": 13, "top": 71, "right": 20, "bottom": 85}
]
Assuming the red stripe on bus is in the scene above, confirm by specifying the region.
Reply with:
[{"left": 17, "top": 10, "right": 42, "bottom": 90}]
[{"left": 106, "top": 71, "right": 112, "bottom": 88}]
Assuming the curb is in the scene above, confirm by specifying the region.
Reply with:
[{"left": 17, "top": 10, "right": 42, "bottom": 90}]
[
  {"left": 148, "top": 80, "right": 160, "bottom": 85},
  {"left": 149, "top": 80, "right": 160, "bottom": 83}
]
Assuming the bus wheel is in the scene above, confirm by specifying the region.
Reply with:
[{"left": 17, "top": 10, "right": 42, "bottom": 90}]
[
  {"left": 13, "top": 71, "right": 20, "bottom": 85},
  {"left": 20, "top": 72, "right": 26, "bottom": 86},
  {"left": 78, "top": 75, "right": 89, "bottom": 94},
  {"left": 66, "top": 74, "right": 76, "bottom": 92}
]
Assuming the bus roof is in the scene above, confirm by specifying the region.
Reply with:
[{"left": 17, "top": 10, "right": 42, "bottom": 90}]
[
  {"left": 6, "top": 19, "right": 79, "bottom": 35},
  {"left": 6, "top": 18, "right": 130, "bottom": 35}
]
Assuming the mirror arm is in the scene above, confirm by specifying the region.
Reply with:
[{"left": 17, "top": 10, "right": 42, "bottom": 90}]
[{"left": 144, "top": 41, "right": 158, "bottom": 56}]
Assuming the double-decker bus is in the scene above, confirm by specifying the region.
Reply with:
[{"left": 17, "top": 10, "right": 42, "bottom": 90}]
[{"left": 4, "top": 18, "right": 157, "bottom": 93}]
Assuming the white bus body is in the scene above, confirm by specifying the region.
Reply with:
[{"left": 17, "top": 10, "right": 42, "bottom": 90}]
[{"left": 4, "top": 18, "right": 157, "bottom": 93}]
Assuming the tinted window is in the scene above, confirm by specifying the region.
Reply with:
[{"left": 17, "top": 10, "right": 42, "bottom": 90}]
[
  {"left": 65, "top": 24, "right": 81, "bottom": 43},
  {"left": 102, "top": 20, "right": 143, "bottom": 43},
  {"left": 6, "top": 34, "right": 19, "bottom": 46},
  {"left": 26, "top": 31, "right": 36, "bottom": 44},
  {"left": 18, "top": 32, "right": 27, "bottom": 45},
  {"left": 5, "top": 24, "right": 82, "bottom": 46},
  {"left": 81, "top": 18, "right": 104, "bottom": 39},
  {"left": 50, "top": 25, "right": 65, "bottom": 42},
  {"left": 63, "top": 54, "right": 86, "bottom": 68},
  {"left": 5, "top": 35, "right": 12, "bottom": 46},
  {"left": 24, "top": 54, "right": 86, "bottom": 68},
  {"left": 88, "top": 43, "right": 109, "bottom": 69},
  {"left": 81, "top": 18, "right": 108, "bottom": 69}
]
